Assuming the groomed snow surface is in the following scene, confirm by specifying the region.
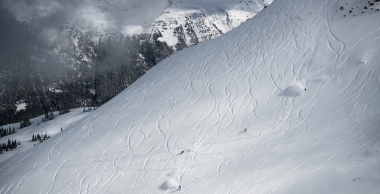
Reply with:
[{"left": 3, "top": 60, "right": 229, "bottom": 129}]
[{"left": 1, "top": 0, "right": 380, "bottom": 193}]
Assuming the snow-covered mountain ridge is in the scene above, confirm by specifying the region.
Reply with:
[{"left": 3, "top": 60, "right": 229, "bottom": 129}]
[
  {"left": 1, "top": 0, "right": 380, "bottom": 193},
  {"left": 150, "top": 0, "right": 273, "bottom": 48}
]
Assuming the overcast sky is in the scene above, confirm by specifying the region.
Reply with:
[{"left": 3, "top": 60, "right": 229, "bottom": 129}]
[
  {"left": 0, "top": 0, "right": 168, "bottom": 72},
  {"left": 1, "top": 0, "right": 167, "bottom": 45}
]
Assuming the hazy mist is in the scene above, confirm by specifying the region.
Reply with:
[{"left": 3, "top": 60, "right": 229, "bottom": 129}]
[{"left": 0, "top": 0, "right": 168, "bottom": 74}]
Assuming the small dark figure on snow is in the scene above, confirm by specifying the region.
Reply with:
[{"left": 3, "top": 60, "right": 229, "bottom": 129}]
[
  {"left": 304, "top": 88, "right": 307, "bottom": 91},
  {"left": 244, "top": 128, "right": 247, "bottom": 132},
  {"left": 180, "top": 151, "right": 184, "bottom": 155},
  {"left": 178, "top": 185, "right": 182, "bottom": 190}
]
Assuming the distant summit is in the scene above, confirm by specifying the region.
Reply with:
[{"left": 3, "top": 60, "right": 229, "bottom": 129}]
[{"left": 149, "top": 0, "right": 273, "bottom": 49}]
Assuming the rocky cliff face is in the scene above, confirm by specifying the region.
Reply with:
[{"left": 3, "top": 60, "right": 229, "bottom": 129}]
[{"left": 149, "top": 0, "right": 273, "bottom": 50}]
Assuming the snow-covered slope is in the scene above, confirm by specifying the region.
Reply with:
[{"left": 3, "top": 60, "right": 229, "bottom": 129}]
[
  {"left": 1, "top": 0, "right": 380, "bottom": 193},
  {"left": 150, "top": 0, "right": 273, "bottom": 48},
  {"left": 0, "top": 109, "right": 91, "bottom": 164}
]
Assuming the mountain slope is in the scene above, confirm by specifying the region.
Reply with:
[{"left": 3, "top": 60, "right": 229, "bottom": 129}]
[
  {"left": 0, "top": 109, "right": 92, "bottom": 164},
  {"left": 1, "top": 0, "right": 380, "bottom": 193},
  {"left": 0, "top": 0, "right": 272, "bottom": 126},
  {"left": 150, "top": 0, "right": 273, "bottom": 48}
]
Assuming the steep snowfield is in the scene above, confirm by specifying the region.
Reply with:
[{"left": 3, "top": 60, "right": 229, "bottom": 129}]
[
  {"left": 1, "top": 0, "right": 380, "bottom": 193},
  {"left": 150, "top": 0, "right": 273, "bottom": 47}
]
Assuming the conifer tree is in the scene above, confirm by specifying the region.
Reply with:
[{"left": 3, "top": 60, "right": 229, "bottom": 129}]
[{"left": 8, "top": 139, "right": 12, "bottom": 150}]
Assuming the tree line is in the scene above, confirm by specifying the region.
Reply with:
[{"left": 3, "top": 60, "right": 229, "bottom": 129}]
[
  {"left": 0, "top": 22, "right": 194, "bottom": 125},
  {"left": 32, "top": 133, "right": 50, "bottom": 143},
  {"left": 0, "top": 138, "right": 21, "bottom": 154},
  {"left": 0, "top": 127, "right": 16, "bottom": 138}
]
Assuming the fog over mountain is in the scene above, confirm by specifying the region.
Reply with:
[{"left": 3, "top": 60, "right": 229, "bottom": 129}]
[
  {"left": 0, "top": 0, "right": 271, "bottom": 126},
  {"left": 2, "top": 0, "right": 167, "bottom": 37}
]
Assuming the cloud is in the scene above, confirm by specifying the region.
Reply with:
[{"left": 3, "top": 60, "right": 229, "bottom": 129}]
[
  {"left": 121, "top": 25, "right": 144, "bottom": 36},
  {"left": 2, "top": 0, "right": 167, "bottom": 35},
  {"left": 0, "top": 0, "right": 168, "bottom": 72}
]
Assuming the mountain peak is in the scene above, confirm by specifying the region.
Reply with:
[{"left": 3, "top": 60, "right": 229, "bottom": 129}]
[{"left": 150, "top": 0, "right": 274, "bottom": 49}]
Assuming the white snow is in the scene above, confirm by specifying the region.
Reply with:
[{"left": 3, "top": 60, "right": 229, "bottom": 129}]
[
  {"left": 159, "top": 177, "right": 180, "bottom": 191},
  {"left": 150, "top": 0, "right": 273, "bottom": 47},
  {"left": 282, "top": 83, "right": 306, "bottom": 97},
  {"left": 1, "top": 0, "right": 380, "bottom": 193},
  {"left": 0, "top": 108, "right": 91, "bottom": 164},
  {"left": 15, "top": 102, "right": 26, "bottom": 112}
]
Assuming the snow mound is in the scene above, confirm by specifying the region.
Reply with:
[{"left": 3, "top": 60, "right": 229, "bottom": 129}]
[
  {"left": 283, "top": 83, "right": 305, "bottom": 97},
  {"left": 159, "top": 178, "right": 180, "bottom": 190}
]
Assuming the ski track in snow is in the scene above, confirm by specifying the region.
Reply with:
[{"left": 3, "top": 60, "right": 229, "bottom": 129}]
[{"left": 1, "top": 0, "right": 380, "bottom": 193}]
